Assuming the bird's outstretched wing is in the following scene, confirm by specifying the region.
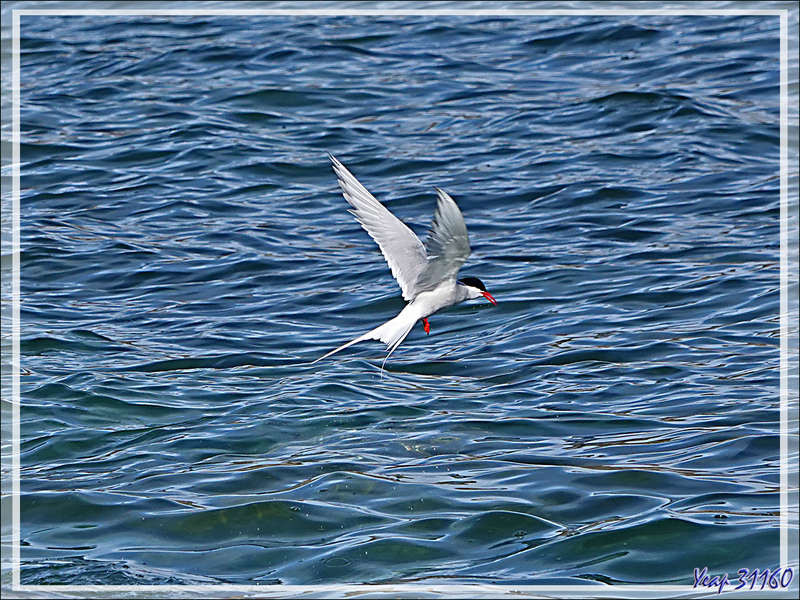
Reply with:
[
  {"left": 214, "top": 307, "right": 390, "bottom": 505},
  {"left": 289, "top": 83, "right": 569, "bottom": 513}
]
[
  {"left": 413, "top": 187, "right": 472, "bottom": 292},
  {"left": 330, "top": 155, "right": 427, "bottom": 300}
]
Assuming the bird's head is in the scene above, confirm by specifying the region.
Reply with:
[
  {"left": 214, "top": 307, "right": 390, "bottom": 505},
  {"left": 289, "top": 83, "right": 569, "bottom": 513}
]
[{"left": 458, "top": 277, "right": 497, "bottom": 305}]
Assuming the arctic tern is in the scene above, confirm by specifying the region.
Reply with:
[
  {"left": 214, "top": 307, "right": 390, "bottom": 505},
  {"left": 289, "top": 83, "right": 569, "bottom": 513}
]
[{"left": 314, "top": 155, "right": 497, "bottom": 369}]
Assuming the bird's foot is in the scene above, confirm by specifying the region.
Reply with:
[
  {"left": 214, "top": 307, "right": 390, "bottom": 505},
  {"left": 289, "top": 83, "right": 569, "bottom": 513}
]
[{"left": 422, "top": 318, "right": 430, "bottom": 335}]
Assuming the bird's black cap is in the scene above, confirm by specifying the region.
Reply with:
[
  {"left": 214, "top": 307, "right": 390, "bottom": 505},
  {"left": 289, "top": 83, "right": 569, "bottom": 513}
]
[{"left": 458, "top": 277, "right": 488, "bottom": 292}]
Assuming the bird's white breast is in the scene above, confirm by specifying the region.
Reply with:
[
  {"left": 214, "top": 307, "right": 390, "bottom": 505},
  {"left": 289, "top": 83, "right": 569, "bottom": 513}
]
[{"left": 410, "top": 281, "right": 469, "bottom": 319}]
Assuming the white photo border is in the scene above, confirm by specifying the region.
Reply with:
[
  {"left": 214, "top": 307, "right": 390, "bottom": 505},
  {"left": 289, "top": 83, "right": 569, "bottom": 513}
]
[{"left": 5, "top": 3, "right": 797, "bottom": 598}]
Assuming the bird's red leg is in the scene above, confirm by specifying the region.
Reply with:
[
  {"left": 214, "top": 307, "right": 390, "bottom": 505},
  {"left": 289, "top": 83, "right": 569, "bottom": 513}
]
[{"left": 422, "top": 318, "right": 430, "bottom": 335}]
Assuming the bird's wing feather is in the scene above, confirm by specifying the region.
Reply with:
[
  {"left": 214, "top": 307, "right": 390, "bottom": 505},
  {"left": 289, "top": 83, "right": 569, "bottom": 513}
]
[
  {"left": 330, "top": 155, "right": 427, "bottom": 301},
  {"left": 414, "top": 187, "right": 471, "bottom": 292}
]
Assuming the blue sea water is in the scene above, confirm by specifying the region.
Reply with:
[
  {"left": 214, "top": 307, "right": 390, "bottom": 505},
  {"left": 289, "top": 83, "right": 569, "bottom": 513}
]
[{"left": 2, "top": 3, "right": 798, "bottom": 593}]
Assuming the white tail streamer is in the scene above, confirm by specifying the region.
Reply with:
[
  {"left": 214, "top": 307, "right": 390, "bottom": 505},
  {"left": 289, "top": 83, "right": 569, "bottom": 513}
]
[{"left": 312, "top": 305, "right": 419, "bottom": 374}]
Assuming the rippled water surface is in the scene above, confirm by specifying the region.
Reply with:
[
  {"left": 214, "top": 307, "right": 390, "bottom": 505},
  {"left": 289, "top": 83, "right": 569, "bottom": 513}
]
[{"left": 4, "top": 7, "right": 794, "bottom": 591}]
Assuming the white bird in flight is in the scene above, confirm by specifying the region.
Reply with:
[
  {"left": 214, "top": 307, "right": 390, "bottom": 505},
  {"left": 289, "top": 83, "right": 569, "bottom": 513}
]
[{"left": 314, "top": 155, "right": 497, "bottom": 370}]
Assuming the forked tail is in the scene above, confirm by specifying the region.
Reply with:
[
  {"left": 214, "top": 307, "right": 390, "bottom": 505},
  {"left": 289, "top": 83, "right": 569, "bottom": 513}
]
[{"left": 312, "top": 306, "right": 419, "bottom": 372}]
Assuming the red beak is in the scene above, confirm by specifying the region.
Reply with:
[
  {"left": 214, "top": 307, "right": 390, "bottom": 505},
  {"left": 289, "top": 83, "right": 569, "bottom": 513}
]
[{"left": 482, "top": 291, "right": 498, "bottom": 305}]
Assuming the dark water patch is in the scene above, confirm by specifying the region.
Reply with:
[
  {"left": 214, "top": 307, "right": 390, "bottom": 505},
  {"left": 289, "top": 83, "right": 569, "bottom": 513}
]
[
  {"left": 459, "top": 517, "right": 779, "bottom": 584},
  {"left": 524, "top": 22, "right": 661, "bottom": 48},
  {"left": 126, "top": 353, "right": 287, "bottom": 372},
  {"left": 21, "top": 333, "right": 132, "bottom": 356}
]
